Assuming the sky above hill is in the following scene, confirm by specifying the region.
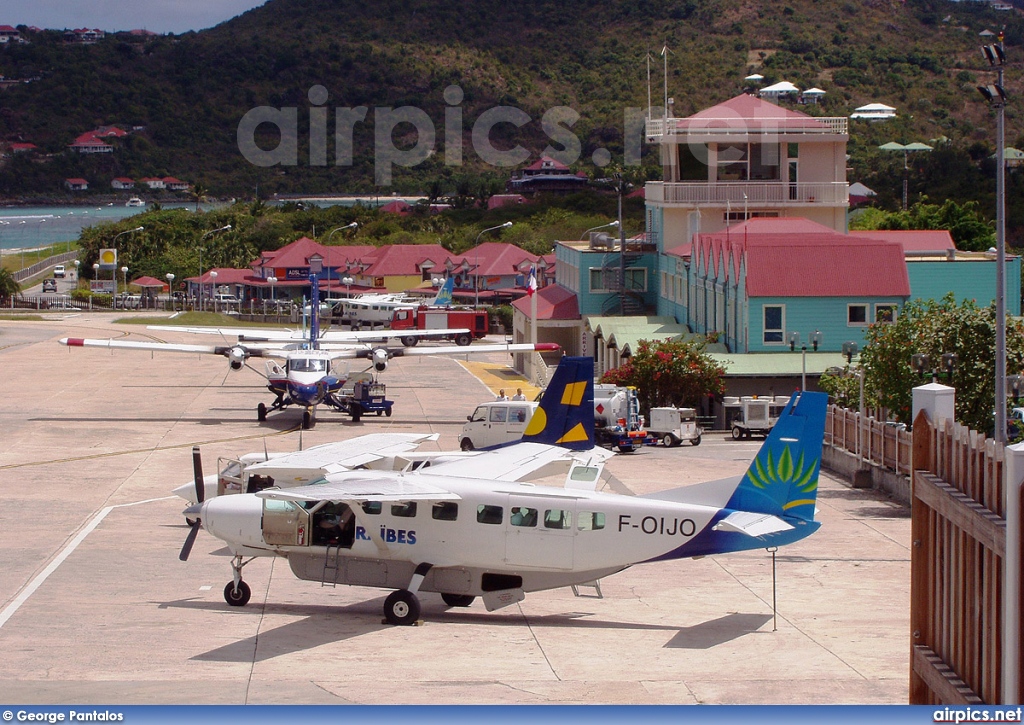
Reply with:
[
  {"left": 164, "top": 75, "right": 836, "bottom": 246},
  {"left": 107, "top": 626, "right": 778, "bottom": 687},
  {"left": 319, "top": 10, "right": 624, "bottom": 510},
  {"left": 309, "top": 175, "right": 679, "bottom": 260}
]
[{"left": 0, "top": 0, "right": 267, "bottom": 34}]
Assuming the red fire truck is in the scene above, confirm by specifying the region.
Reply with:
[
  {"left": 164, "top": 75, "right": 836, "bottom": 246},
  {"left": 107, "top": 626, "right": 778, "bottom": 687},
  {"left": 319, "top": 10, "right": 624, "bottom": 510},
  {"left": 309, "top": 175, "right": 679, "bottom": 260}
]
[{"left": 390, "top": 306, "right": 489, "bottom": 346}]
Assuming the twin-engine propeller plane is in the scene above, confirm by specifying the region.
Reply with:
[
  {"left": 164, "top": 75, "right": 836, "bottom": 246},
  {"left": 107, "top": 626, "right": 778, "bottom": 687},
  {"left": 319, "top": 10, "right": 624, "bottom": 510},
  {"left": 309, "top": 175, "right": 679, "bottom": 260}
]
[
  {"left": 180, "top": 356, "right": 828, "bottom": 626},
  {"left": 59, "top": 275, "right": 557, "bottom": 428}
]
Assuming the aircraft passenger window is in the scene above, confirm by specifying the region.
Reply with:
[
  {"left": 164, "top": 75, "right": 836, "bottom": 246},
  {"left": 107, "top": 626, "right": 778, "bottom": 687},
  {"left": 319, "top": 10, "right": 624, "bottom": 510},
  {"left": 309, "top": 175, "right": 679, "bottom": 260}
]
[
  {"left": 432, "top": 502, "right": 458, "bottom": 521},
  {"left": 510, "top": 506, "right": 538, "bottom": 527},
  {"left": 544, "top": 509, "right": 572, "bottom": 530},
  {"left": 489, "top": 408, "right": 508, "bottom": 423},
  {"left": 577, "top": 512, "right": 606, "bottom": 531},
  {"left": 361, "top": 501, "right": 382, "bottom": 515},
  {"left": 477, "top": 504, "right": 503, "bottom": 525},
  {"left": 392, "top": 502, "right": 417, "bottom": 518}
]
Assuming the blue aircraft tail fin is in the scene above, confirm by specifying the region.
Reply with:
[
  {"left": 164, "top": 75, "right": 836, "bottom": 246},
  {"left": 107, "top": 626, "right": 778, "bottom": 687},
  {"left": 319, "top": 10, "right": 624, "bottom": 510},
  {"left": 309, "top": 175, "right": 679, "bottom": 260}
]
[
  {"left": 432, "top": 277, "right": 454, "bottom": 307},
  {"left": 726, "top": 391, "right": 828, "bottom": 522},
  {"left": 520, "top": 356, "right": 594, "bottom": 450},
  {"left": 308, "top": 272, "right": 321, "bottom": 350}
]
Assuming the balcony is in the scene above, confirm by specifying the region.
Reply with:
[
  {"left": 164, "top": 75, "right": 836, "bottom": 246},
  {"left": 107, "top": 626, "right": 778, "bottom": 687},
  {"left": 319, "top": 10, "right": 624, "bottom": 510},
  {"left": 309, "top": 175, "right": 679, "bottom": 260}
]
[
  {"left": 646, "top": 116, "right": 848, "bottom": 140},
  {"left": 646, "top": 181, "right": 849, "bottom": 206}
]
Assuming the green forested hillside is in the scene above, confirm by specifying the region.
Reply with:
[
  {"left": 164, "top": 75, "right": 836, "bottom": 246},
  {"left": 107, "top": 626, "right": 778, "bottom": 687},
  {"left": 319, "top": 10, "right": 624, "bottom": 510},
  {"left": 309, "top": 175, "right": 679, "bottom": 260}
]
[{"left": 0, "top": 0, "right": 1021, "bottom": 210}]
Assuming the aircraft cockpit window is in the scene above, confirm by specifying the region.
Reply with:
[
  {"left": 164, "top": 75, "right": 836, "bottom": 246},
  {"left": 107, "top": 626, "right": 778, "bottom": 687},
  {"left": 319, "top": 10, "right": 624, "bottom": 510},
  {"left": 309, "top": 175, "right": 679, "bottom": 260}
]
[
  {"left": 543, "top": 509, "right": 572, "bottom": 530},
  {"left": 391, "top": 502, "right": 417, "bottom": 518},
  {"left": 432, "top": 502, "right": 458, "bottom": 521},
  {"left": 476, "top": 504, "right": 503, "bottom": 525},
  {"left": 289, "top": 358, "right": 328, "bottom": 373},
  {"left": 577, "top": 511, "right": 606, "bottom": 531},
  {"left": 510, "top": 506, "right": 538, "bottom": 527},
  {"left": 361, "top": 501, "right": 382, "bottom": 515}
]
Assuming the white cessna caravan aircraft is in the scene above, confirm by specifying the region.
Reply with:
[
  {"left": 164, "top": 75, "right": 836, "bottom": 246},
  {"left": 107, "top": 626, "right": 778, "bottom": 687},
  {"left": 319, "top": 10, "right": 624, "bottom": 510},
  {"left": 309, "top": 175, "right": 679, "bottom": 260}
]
[{"left": 179, "top": 356, "right": 828, "bottom": 625}]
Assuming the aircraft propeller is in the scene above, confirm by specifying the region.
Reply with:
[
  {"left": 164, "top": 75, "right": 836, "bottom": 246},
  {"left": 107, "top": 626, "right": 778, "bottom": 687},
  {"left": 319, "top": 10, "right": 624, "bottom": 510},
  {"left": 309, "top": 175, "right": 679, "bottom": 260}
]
[{"left": 179, "top": 446, "right": 205, "bottom": 561}]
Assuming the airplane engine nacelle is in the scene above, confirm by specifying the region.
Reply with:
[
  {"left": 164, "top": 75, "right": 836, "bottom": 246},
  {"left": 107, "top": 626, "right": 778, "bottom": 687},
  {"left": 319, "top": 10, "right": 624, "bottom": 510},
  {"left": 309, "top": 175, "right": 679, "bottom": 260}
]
[
  {"left": 228, "top": 346, "right": 248, "bottom": 370},
  {"left": 372, "top": 347, "right": 390, "bottom": 372}
]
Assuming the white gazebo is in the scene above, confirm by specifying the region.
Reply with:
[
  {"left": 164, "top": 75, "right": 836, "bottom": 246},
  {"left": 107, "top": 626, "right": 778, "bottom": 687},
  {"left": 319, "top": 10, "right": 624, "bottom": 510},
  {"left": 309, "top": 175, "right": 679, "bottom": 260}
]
[
  {"left": 801, "top": 87, "right": 826, "bottom": 105},
  {"left": 759, "top": 81, "right": 800, "bottom": 101},
  {"left": 851, "top": 103, "right": 896, "bottom": 120}
]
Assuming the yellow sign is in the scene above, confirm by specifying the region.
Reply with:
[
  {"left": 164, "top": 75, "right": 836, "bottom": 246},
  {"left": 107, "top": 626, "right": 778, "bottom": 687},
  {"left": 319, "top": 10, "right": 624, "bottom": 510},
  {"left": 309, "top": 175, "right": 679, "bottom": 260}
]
[{"left": 99, "top": 248, "right": 117, "bottom": 269}]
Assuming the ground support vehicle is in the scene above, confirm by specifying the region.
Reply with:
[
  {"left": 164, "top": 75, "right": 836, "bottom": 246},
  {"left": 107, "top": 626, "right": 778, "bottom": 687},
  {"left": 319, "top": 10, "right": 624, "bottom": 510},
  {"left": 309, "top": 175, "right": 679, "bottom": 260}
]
[
  {"left": 730, "top": 398, "right": 777, "bottom": 439},
  {"left": 458, "top": 400, "right": 538, "bottom": 451},
  {"left": 391, "top": 306, "right": 486, "bottom": 347},
  {"left": 648, "top": 407, "right": 702, "bottom": 447},
  {"left": 330, "top": 379, "right": 393, "bottom": 422},
  {"left": 593, "top": 384, "right": 654, "bottom": 452}
]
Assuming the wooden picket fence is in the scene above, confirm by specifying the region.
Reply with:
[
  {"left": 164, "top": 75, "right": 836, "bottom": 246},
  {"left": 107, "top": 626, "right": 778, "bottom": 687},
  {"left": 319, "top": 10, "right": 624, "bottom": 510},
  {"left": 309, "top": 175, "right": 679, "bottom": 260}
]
[
  {"left": 909, "top": 410, "right": 1021, "bottom": 704},
  {"left": 825, "top": 405, "right": 913, "bottom": 475}
]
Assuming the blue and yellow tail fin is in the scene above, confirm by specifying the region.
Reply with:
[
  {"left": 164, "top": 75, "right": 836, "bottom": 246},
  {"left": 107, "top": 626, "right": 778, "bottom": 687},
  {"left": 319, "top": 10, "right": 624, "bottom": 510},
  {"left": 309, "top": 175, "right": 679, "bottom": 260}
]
[
  {"left": 521, "top": 356, "right": 594, "bottom": 450},
  {"left": 432, "top": 277, "right": 454, "bottom": 307},
  {"left": 726, "top": 390, "right": 828, "bottom": 522}
]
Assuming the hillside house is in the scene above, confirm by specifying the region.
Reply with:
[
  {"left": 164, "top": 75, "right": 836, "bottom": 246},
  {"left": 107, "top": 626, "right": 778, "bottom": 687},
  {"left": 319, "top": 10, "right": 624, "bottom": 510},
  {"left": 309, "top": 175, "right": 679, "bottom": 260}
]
[
  {"left": 69, "top": 133, "right": 112, "bottom": 154},
  {"left": 64, "top": 178, "right": 88, "bottom": 191},
  {"left": 507, "top": 156, "right": 589, "bottom": 195},
  {"left": 139, "top": 177, "right": 165, "bottom": 189},
  {"left": 162, "top": 176, "right": 189, "bottom": 191},
  {"left": 111, "top": 177, "right": 135, "bottom": 190}
]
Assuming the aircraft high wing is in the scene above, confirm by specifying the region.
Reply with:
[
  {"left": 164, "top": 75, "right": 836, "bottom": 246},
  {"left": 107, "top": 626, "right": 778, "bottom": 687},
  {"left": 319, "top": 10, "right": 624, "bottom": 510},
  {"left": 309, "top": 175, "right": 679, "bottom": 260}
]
[
  {"left": 60, "top": 334, "right": 558, "bottom": 428},
  {"left": 60, "top": 271, "right": 558, "bottom": 428},
  {"left": 180, "top": 356, "right": 829, "bottom": 626}
]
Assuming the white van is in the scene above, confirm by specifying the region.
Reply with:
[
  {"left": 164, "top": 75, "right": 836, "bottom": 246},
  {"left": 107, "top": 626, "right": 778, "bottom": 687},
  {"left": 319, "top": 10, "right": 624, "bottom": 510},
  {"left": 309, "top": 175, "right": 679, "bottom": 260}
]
[{"left": 458, "top": 401, "right": 538, "bottom": 451}]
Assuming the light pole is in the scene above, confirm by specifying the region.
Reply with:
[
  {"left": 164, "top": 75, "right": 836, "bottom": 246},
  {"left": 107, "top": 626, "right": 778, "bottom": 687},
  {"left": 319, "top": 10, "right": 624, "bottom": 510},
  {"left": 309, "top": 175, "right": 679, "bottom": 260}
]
[
  {"left": 267, "top": 276, "right": 277, "bottom": 315},
  {"left": 342, "top": 275, "right": 353, "bottom": 298},
  {"left": 325, "top": 222, "right": 358, "bottom": 294},
  {"left": 789, "top": 331, "right": 822, "bottom": 391},
  {"left": 92, "top": 263, "right": 99, "bottom": 297},
  {"left": 579, "top": 220, "right": 619, "bottom": 241},
  {"left": 209, "top": 270, "right": 218, "bottom": 313},
  {"left": 120, "top": 266, "right": 128, "bottom": 302},
  {"left": 979, "top": 38, "right": 1008, "bottom": 444},
  {"left": 199, "top": 224, "right": 232, "bottom": 311},
  {"left": 166, "top": 273, "right": 175, "bottom": 310},
  {"left": 473, "top": 221, "right": 512, "bottom": 308},
  {"left": 73, "top": 260, "right": 80, "bottom": 286},
  {"left": 111, "top": 225, "right": 143, "bottom": 293}
]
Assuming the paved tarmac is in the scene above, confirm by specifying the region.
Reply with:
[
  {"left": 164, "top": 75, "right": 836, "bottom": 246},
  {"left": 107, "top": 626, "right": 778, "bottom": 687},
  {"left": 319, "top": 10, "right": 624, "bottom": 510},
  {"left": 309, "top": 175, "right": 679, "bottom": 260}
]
[{"left": 0, "top": 312, "right": 912, "bottom": 705}]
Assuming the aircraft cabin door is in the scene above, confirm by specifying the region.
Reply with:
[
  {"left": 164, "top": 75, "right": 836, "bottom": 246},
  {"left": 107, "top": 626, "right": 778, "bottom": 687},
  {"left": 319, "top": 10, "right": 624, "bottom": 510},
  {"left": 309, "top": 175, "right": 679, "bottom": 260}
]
[{"left": 504, "top": 495, "right": 575, "bottom": 570}]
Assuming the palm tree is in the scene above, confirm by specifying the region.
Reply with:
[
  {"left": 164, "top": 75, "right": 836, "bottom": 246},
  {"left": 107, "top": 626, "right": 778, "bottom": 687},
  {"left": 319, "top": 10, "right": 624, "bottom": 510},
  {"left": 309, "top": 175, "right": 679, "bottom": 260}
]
[
  {"left": 0, "top": 267, "right": 21, "bottom": 304},
  {"left": 191, "top": 181, "right": 209, "bottom": 212}
]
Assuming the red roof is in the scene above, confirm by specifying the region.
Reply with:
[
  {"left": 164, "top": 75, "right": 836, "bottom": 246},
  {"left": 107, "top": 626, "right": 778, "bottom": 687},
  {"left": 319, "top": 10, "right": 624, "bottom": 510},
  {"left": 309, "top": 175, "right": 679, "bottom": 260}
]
[
  {"left": 356, "top": 244, "right": 452, "bottom": 276},
  {"left": 466, "top": 241, "right": 547, "bottom": 276},
  {"left": 849, "top": 229, "right": 955, "bottom": 253},
  {"left": 256, "top": 237, "right": 377, "bottom": 271},
  {"left": 678, "top": 93, "right": 832, "bottom": 132},
  {"left": 70, "top": 133, "right": 110, "bottom": 147},
  {"left": 487, "top": 194, "right": 527, "bottom": 210},
  {"left": 190, "top": 268, "right": 253, "bottom": 285},
  {"left": 9, "top": 142, "right": 36, "bottom": 151},
  {"left": 523, "top": 156, "right": 570, "bottom": 172},
  {"left": 379, "top": 200, "right": 412, "bottom": 214},
  {"left": 512, "top": 283, "right": 580, "bottom": 321},
  {"left": 65, "top": 178, "right": 88, "bottom": 185},
  {"left": 130, "top": 276, "right": 167, "bottom": 287},
  {"left": 695, "top": 218, "right": 909, "bottom": 297}
]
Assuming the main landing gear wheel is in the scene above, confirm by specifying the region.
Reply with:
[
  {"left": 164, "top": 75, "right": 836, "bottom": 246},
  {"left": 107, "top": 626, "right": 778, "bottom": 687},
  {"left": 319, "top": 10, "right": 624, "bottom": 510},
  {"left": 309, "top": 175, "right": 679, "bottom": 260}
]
[
  {"left": 302, "top": 410, "right": 316, "bottom": 429},
  {"left": 384, "top": 589, "right": 421, "bottom": 625},
  {"left": 257, "top": 402, "right": 267, "bottom": 422},
  {"left": 224, "top": 580, "right": 251, "bottom": 607},
  {"left": 441, "top": 593, "right": 475, "bottom": 607}
]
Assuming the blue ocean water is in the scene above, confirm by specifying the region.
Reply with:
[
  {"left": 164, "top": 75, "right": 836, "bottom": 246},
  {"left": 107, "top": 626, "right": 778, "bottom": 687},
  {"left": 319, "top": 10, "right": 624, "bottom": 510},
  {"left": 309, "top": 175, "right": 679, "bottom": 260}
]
[
  {"left": 0, "top": 203, "right": 186, "bottom": 251},
  {"left": 0, "top": 197, "right": 420, "bottom": 251}
]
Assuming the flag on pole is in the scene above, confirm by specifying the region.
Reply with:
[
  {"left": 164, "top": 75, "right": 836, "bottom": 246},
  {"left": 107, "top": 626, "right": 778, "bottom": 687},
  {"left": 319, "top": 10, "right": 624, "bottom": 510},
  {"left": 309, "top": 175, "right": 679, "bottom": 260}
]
[{"left": 527, "top": 266, "right": 537, "bottom": 296}]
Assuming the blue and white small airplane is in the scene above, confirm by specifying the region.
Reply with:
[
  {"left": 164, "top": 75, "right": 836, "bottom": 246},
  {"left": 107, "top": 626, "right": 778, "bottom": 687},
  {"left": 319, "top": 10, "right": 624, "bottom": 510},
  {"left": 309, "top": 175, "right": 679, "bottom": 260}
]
[
  {"left": 180, "top": 356, "right": 828, "bottom": 625},
  {"left": 60, "top": 275, "right": 556, "bottom": 428}
]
